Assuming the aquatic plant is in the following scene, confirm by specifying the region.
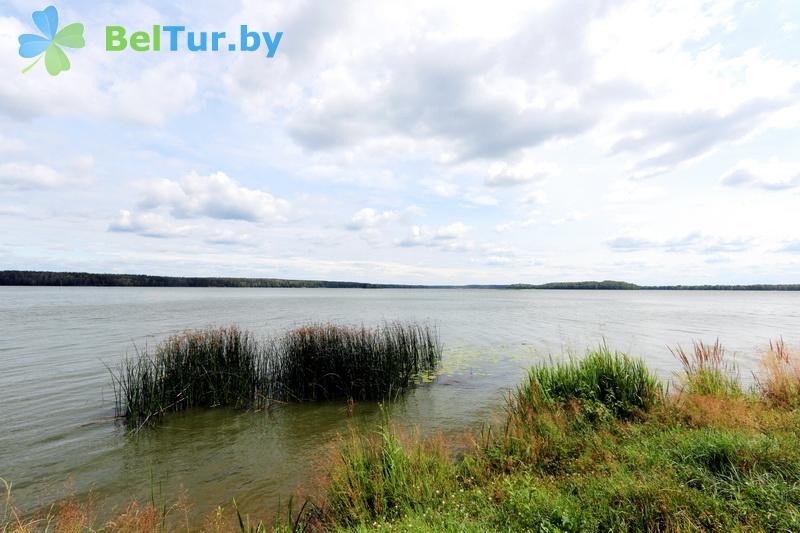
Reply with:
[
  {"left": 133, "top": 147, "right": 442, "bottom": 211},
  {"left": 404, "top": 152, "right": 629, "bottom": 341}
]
[
  {"left": 112, "top": 326, "right": 267, "bottom": 427},
  {"left": 270, "top": 323, "right": 441, "bottom": 402},
  {"left": 112, "top": 322, "right": 441, "bottom": 428}
]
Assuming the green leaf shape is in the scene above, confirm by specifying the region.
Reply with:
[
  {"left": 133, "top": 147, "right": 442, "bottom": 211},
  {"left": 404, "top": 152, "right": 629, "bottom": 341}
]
[
  {"left": 45, "top": 44, "right": 70, "bottom": 76},
  {"left": 54, "top": 23, "right": 85, "bottom": 48}
]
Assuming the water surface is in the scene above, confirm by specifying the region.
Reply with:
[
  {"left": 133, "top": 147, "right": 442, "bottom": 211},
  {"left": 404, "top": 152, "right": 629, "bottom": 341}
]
[{"left": 1, "top": 287, "right": 798, "bottom": 521}]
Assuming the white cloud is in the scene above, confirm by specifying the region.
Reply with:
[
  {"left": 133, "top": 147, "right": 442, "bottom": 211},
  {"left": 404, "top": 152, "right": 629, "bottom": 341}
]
[
  {"left": 397, "top": 222, "right": 471, "bottom": 249},
  {"left": 346, "top": 208, "right": 400, "bottom": 231},
  {"left": 552, "top": 211, "right": 587, "bottom": 225},
  {"left": 0, "top": 163, "right": 64, "bottom": 189},
  {"left": 721, "top": 159, "right": 800, "bottom": 191},
  {"left": 607, "top": 232, "right": 754, "bottom": 254},
  {"left": 204, "top": 229, "right": 255, "bottom": 246},
  {"left": 434, "top": 222, "right": 469, "bottom": 240},
  {"left": 486, "top": 161, "right": 554, "bottom": 187},
  {"left": 108, "top": 210, "right": 191, "bottom": 239},
  {"left": 139, "top": 172, "right": 292, "bottom": 223},
  {"left": 0, "top": 134, "right": 24, "bottom": 152},
  {"left": 521, "top": 190, "right": 548, "bottom": 206},
  {"left": 0, "top": 158, "right": 93, "bottom": 190}
]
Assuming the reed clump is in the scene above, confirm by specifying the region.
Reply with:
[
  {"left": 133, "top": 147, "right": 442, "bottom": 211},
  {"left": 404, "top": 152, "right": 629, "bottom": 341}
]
[
  {"left": 112, "top": 322, "right": 441, "bottom": 428},
  {"left": 671, "top": 340, "right": 742, "bottom": 397},
  {"left": 112, "top": 326, "right": 267, "bottom": 427},
  {"left": 271, "top": 323, "right": 441, "bottom": 402}
]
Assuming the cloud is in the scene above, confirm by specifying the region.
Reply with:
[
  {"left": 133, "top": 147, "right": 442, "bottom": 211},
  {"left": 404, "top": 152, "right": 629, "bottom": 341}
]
[
  {"left": 552, "top": 211, "right": 587, "bottom": 225},
  {"left": 721, "top": 159, "right": 800, "bottom": 190},
  {"left": 779, "top": 241, "right": 800, "bottom": 253},
  {"left": 0, "top": 163, "right": 65, "bottom": 190},
  {"left": 613, "top": 98, "right": 791, "bottom": 179},
  {"left": 494, "top": 216, "right": 538, "bottom": 233},
  {"left": 434, "top": 222, "right": 469, "bottom": 240},
  {"left": 346, "top": 208, "right": 400, "bottom": 231},
  {"left": 521, "top": 190, "right": 548, "bottom": 206},
  {"left": 397, "top": 222, "right": 471, "bottom": 249},
  {"left": 607, "top": 232, "right": 753, "bottom": 254},
  {"left": 139, "top": 172, "right": 292, "bottom": 223},
  {"left": 485, "top": 161, "right": 554, "bottom": 187},
  {"left": 0, "top": 205, "right": 25, "bottom": 216},
  {"left": 0, "top": 134, "right": 24, "bottom": 152},
  {"left": 462, "top": 190, "right": 498, "bottom": 206},
  {"left": 204, "top": 229, "right": 255, "bottom": 246},
  {"left": 421, "top": 179, "right": 460, "bottom": 198},
  {"left": 108, "top": 210, "right": 190, "bottom": 239},
  {"left": 254, "top": 1, "right": 609, "bottom": 161},
  {"left": 0, "top": 158, "right": 93, "bottom": 190}
]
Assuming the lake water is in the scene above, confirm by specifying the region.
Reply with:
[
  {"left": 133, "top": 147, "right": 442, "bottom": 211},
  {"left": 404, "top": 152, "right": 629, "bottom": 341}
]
[{"left": 1, "top": 287, "right": 799, "bottom": 522}]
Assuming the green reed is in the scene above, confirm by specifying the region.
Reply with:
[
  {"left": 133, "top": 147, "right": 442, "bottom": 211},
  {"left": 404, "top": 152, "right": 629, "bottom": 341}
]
[
  {"left": 112, "top": 322, "right": 441, "bottom": 428},
  {"left": 270, "top": 322, "right": 441, "bottom": 402}
]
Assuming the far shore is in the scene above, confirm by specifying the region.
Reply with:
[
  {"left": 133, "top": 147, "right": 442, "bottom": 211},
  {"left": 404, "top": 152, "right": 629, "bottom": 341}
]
[{"left": 2, "top": 270, "right": 799, "bottom": 291}]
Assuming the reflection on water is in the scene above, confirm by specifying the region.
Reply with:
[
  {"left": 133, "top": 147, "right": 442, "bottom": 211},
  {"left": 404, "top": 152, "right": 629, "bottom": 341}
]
[{"left": 1, "top": 287, "right": 798, "bottom": 521}]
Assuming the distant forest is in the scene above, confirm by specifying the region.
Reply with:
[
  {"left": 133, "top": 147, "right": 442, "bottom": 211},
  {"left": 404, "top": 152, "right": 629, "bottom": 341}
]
[{"left": 1, "top": 271, "right": 798, "bottom": 290}]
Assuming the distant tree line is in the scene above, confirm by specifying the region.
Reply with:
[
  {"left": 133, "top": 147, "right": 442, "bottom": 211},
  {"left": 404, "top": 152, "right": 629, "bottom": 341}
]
[
  {"left": 1, "top": 271, "right": 798, "bottom": 291},
  {"left": 0, "top": 271, "right": 409, "bottom": 289},
  {"left": 511, "top": 280, "right": 641, "bottom": 290},
  {"left": 641, "top": 284, "right": 800, "bottom": 291}
]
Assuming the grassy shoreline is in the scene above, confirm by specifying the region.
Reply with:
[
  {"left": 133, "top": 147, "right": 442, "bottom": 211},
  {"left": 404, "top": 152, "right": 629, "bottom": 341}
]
[{"left": 5, "top": 340, "right": 800, "bottom": 531}]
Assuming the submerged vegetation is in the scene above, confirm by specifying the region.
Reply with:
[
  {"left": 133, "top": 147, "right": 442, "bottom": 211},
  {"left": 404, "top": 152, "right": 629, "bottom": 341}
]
[
  {"left": 7, "top": 338, "right": 800, "bottom": 531},
  {"left": 112, "top": 323, "right": 441, "bottom": 428}
]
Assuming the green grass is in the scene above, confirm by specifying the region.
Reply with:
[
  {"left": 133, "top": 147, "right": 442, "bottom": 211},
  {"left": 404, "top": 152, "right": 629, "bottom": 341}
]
[
  {"left": 315, "top": 347, "right": 800, "bottom": 532},
  {"left": 511, "top": 347, "right": 663, "bottom": 421},
  {"left": 112, "top": 322, "right": 441, "bottom": 428}
]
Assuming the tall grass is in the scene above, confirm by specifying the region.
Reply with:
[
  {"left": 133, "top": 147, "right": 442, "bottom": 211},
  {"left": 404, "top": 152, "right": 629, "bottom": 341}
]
[
  {"left": 510, "top": 348, "right": 663, "bottom": 421},
  {"left": 325, "top": 424, "right": 455, "bottom": 526},
  {"left": 112, "top": 327, "right": 268, "bottom": 427},
  {"left": 756, "top": 338, "right": 800, "bottom": 407},
  {"left": 271, "top": 323, "right": 441, "bottom": 402},
  {"left": 112, "top": 322, "right": 441, "bottom": 428},
  {"left": 671, "top": 340, "right": 742, "bottom": 397}
]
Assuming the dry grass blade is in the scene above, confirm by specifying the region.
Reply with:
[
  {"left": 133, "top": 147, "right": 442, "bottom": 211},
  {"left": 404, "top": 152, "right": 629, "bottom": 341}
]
[
  {"left": 756, "top": 337, "right": 800, "bottom": 407},
  {"left": 670, "top": 339, "right": 742, "bottom": 397}
]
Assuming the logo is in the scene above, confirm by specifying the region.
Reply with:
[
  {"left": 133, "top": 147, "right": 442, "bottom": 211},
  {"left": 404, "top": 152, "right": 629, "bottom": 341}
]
[
  {"left": 105, "top": 26, "right": 283, "bottom": 58},
  {"left": 18, "top": 5, "right": 85, "bottom": 76}
]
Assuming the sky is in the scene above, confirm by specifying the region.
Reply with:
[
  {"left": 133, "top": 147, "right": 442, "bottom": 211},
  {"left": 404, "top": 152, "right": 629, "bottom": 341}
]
[{"left": 1, "top": 0, "right": 799, "bottom": 285}]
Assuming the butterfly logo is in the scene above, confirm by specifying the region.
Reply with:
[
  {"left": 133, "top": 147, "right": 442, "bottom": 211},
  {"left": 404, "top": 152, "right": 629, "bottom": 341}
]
[{"left": 18, "top": 6, "right": 85, "bottom": 76}]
